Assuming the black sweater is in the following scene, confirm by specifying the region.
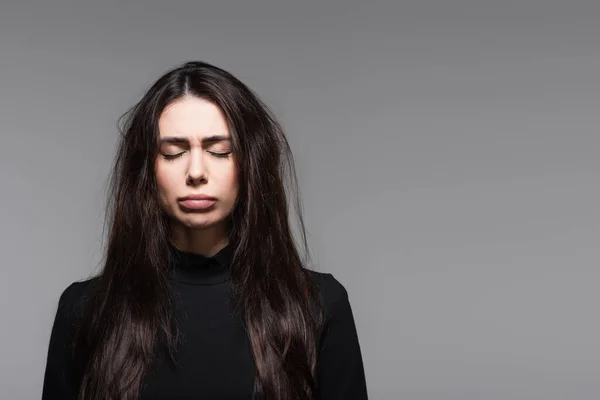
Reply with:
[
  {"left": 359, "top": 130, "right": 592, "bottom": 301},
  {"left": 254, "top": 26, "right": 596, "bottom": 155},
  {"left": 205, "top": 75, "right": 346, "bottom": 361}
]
[{"left": 41, "top": 244, "right": 368, "bottom": 399}]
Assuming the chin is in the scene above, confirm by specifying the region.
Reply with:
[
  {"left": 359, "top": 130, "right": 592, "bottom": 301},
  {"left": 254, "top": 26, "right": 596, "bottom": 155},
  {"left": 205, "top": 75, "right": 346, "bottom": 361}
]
[
  {"left": 176, "top": 211, "right": 229, "bottom": 230},
  {"left": 180, "top": 218, "right": 216, "bottom": 230},
  {"left": 166, "top": 206, "right": 231, "bottom": 232}
]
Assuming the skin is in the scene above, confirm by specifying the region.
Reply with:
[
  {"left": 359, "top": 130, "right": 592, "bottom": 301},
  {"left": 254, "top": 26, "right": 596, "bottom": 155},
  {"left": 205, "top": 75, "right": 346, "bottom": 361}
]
[{"left": 155, "top": 96, "right": 239, "bottom": 256}]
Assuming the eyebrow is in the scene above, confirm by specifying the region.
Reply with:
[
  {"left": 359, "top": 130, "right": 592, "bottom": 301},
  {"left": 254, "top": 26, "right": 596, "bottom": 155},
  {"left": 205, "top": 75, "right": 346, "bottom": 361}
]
[{"left": 160, "top": 135, "right": 231, "bottom": 145}]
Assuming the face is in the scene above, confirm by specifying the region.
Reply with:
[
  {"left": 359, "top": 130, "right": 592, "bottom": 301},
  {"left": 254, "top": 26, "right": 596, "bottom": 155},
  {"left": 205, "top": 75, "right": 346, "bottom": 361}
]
[{"left": 155, "top": 96, "right": 238, "bottom": 242}]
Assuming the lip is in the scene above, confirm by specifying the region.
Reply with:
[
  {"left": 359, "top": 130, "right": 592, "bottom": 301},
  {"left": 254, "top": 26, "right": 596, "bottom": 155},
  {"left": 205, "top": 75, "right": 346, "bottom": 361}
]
[
  {"left": 178, "top": 194, "right": 217, "bottom": 211},
  {"left": 179, "top": 194, "right": 216, "bottom": 201}
]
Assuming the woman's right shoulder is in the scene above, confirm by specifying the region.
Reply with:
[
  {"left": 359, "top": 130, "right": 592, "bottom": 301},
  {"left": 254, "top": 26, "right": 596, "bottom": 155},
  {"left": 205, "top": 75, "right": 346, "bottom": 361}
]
[{"left": 54, "top": 277, "right": 99, "bottom": 323}]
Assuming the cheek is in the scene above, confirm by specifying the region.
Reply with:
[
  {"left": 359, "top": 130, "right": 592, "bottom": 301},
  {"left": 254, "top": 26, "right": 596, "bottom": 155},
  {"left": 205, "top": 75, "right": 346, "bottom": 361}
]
[
  {"left": 155, "top": 165, "right": 174, "bottom": 202},
  {"left": 226, "top": 168, "right": 239, "bottom": 196}
]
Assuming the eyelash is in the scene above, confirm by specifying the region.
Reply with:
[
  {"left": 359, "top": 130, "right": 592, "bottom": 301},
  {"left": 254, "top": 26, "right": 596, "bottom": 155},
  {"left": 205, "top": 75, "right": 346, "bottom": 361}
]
[{"left": 162, "top": 151, "right": 231, "bottom": 161}]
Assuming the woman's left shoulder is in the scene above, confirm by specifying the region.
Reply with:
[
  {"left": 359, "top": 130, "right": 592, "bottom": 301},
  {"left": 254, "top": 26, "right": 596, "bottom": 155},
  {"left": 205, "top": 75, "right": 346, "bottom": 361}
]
[{"left": 306, "top": 270, "right": 353, "bottom": 318}]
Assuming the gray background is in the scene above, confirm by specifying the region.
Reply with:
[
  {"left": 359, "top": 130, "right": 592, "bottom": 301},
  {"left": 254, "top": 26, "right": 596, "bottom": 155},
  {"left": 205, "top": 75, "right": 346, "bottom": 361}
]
[{"left": 1, "top": 1, "right": 599, "bottom": 399}]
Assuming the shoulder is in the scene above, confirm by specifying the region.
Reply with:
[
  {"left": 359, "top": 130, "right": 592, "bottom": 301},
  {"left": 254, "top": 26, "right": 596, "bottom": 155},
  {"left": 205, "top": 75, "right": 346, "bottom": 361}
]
[
  {"left": 307, "top": 270, "right": 352, "bottom": 320},
  {"left": 53, "top": 277, "right": 99, "bottom": 324}
]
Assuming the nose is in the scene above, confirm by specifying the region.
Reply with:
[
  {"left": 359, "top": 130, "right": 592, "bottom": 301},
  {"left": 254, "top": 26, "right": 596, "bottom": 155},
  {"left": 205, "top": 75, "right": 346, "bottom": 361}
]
[{"left": 186, "top": 149, "right": 207, "bottom": 184}]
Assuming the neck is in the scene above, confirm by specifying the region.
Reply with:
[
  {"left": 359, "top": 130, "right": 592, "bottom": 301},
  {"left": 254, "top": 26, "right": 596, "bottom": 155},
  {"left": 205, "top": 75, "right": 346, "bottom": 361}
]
[{"left": 170, "top": 223, "right": 230, "bottom": 256}]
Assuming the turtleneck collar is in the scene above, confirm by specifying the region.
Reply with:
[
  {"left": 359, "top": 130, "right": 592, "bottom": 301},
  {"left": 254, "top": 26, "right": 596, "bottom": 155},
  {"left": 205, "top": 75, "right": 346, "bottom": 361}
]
[{"left": 169, "top": 243, "right": 233, "bottom": 285}]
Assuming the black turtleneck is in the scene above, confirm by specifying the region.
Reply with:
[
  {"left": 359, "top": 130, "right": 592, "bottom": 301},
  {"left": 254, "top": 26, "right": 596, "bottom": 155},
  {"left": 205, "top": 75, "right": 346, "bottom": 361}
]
[{"left": 41, "top": 244, "right": 368, "bottom": 399}]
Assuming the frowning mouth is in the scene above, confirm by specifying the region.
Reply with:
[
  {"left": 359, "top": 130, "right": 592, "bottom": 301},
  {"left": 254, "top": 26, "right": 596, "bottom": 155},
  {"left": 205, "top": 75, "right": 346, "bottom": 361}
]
[{"left": 178, "top": 194, "right": 216, "bottom": 211}]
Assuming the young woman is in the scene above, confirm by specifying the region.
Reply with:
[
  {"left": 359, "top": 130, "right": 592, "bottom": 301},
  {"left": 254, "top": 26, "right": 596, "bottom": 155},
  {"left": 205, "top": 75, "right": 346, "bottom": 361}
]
[{"left": 41, "top": 61, "right": 368, "bottom": 400}]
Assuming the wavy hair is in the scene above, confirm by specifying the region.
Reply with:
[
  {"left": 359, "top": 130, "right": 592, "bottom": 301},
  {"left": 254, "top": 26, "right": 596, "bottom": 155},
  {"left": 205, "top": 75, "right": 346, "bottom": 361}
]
[{"left": 74, "top": 61, "right": 324, "bottom": 399}]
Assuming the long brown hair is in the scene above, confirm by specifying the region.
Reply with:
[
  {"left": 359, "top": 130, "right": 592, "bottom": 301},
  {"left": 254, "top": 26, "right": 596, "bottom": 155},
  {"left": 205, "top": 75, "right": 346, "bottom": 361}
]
[{"left": 75, "top": 61, "right": 324, "bottom": 399}]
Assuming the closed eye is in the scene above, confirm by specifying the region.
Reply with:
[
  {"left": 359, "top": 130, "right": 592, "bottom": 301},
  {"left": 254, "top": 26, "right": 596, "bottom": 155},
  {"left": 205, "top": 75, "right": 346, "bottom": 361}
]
[
  {"left": 162, "top": 152, "right": 184, "bottom": 160},
  {"left": 209, "top": 151, "right": 232, "bottom": 158},
  {"left": 161, "top": 151, "right": 231, "bottom": 161}
]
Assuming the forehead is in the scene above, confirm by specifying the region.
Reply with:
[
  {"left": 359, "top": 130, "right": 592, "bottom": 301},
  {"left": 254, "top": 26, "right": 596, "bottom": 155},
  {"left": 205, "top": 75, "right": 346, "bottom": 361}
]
[{"left": 158, "top": 96, "right": 229, "bottom": 140}]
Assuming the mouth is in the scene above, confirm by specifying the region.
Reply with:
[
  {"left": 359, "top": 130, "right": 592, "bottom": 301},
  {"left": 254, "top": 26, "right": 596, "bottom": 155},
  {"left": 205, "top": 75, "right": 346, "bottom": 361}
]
[
  {"left": 178, "top": 195, "right": 217, "bottom": 211},
  {"left": 179, "top": 194, "right": 217, "bottom": 201}
]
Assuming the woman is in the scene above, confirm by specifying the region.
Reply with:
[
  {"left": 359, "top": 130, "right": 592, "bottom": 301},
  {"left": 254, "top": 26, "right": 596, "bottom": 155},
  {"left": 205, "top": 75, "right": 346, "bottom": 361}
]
[{"left": 41, "top": 61, "right": 368, "bottom": 400}]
